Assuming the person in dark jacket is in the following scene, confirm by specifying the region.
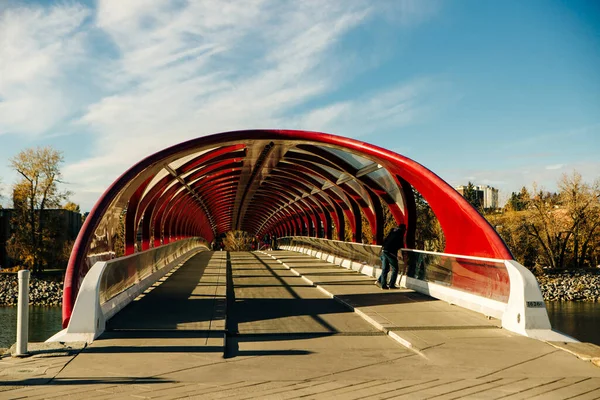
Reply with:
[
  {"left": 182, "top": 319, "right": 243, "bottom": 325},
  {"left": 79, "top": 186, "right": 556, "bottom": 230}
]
[{"left": 376, "top": 224, "right": 406, "bottom": 289}]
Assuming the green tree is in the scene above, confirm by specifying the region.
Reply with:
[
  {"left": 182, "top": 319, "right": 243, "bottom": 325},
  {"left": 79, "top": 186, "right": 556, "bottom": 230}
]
[
  {"left": 462, "top": 181, "right": 482, "bottom": 211},
  {"left": 506, "top": 187, "right": 530, "bottom": 211},
  {"left": 7, "top": 147, "right": 71, "bottom": 272}
]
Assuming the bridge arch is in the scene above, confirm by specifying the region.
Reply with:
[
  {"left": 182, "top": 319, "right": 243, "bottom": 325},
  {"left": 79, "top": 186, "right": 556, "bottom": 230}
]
[{"left": 63, "top": 129, "right": 511, "bottom": 326}]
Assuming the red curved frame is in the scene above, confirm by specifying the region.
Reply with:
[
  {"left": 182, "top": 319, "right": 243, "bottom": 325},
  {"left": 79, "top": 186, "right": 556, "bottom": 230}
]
[{"left": 62, "top": 130, "right": 512, "bottom": 327}]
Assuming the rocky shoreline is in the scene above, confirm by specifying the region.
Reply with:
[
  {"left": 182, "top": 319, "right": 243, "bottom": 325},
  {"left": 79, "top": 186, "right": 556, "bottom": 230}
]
[
  {"left": 537, "top": 271, "right": 600, "bottom": 302},
  {"left": 0, "top": 270, "right": 598, "bottom": 306},
  {"left": 0, "top": 274, "right": 63, "bottom": 306}
]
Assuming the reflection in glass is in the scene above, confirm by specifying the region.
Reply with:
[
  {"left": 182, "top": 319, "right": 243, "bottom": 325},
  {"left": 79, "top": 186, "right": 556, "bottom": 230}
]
[{"left": 404, "top": 250, "right": 509, "bottom": 302}]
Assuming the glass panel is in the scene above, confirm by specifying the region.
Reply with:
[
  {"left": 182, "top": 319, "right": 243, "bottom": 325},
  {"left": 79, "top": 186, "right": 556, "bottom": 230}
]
[
  {"left": 277, "top": 236, "right": 382, "bottom": 268},
  {"left": 276, "top": 237, "right": 510, "bottom": 304},
  {"left": 321, "top": 147, "right": 373, "bottom": 169},
  {"left": 327, "top": 186, "right": 350, "bottom": 208},
  {"left": 100, "top": 239, "right": 209, "bottom": 304},
  {"left": 343, "top": 179, "right": 369, "bottom": 204},
  {"left": 404, "top": 250, "right": 510, "bottom": 303},
  {"left": 311, "top": 174, "right": 326, "bottom": 186},
  {"left": 164, "top": 179, "right": 180, "bottom": 193},
  {"left": 366, "top": 168, "right": 404, "bottom": 205},
  {"left": 173, "top": 186, "right": 187, "bottom": 197},
  {"left": 143, "top": 168, "right": 171, "bottom": 198},
  {"left": 336, "top": 172, "right": 353, "bottom": 183},
  {"left": 167, "top": 148, "right": 216, "bottom": 170},
  {"left": 320, "top": 165, "right": 344, "bottom": 180}
]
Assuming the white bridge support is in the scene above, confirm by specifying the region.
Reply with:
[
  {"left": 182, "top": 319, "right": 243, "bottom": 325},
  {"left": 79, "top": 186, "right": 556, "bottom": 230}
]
[
  {"left": 280, "top": 244, "right": 576, "bottom": 343},
  {"left": 48, "top": 240, "right": 207, "bottom": 343}
]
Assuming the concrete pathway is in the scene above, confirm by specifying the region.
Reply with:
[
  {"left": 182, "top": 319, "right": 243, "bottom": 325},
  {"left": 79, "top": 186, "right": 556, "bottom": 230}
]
[{"left": 1, "top": 250, "right": 599, "bottom": 399}]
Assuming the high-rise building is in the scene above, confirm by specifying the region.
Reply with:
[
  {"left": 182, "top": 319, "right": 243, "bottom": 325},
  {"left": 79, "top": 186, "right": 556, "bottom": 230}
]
[
  {"left": 455, "top": 185, "right": 498, "bottom": 209},
  {"left": 480, "top": 185, "right": 499, "bottom": 209}
]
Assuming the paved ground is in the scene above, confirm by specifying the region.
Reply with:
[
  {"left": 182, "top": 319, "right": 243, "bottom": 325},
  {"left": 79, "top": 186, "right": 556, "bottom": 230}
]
[{"left": 1, "top": 250, "right": 599, "bottom": 399}]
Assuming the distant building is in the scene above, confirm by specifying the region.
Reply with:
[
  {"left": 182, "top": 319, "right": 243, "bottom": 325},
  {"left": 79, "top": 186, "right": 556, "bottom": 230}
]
[
  {"left": 455, "top": 185, "right": 499, "bottom": 210},
  {"left": 0, "top": 208, "right": 82, "bottom": 270}
]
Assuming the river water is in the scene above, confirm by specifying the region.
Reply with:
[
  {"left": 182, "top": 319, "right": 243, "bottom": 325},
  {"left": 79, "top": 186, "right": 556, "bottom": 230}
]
[
  {"left": 0, "top": 306, "right": 63, "bottom": 349},
  {"left": 0, "top": 302, "right": 599, "bottom": 349}
]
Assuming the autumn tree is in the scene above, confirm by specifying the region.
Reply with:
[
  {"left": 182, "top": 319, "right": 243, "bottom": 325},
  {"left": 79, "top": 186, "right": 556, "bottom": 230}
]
[
  {"left": 344, "top": 213, "right": 353, "bottom": 242},
  {"left": 7, "top": 147, "right": 71, "bottom": 272},
  {"left": 487, "top": 210, "right": 539, "bottom": 270},
  {"left": 554, "top": 172, "right": 600, "bottom": 268},
  {"left": 63, "top": 201, "right": 81, "bottom": 213},
  {"left": 360, "top": 208, "right": 373, "bottom": 244},
  {"left": 223, "top": 230, "right": 254, "bottom": 251},
  {"left": 380, "top": 196, "right": 397, "bottom": 239},
  {"left": 488, "top": 171, "right": 600, "bottom": 271}
]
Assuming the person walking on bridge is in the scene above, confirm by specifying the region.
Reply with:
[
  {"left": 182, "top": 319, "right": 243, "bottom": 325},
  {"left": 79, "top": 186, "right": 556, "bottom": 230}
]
[{"left": 376, "top": 224, "right": 406, "bottom": 290}]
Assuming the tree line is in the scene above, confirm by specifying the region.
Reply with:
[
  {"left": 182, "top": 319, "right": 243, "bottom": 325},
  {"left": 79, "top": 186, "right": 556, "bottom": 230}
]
[
  {"left": 358, "top": 171, "right": 599, "bottom": 272},
  {"left": 486, "top": 172, "right": 600, "bottom": 271},
  {"left": 1, "top": 146, "right": 80, "bottom": 273}
]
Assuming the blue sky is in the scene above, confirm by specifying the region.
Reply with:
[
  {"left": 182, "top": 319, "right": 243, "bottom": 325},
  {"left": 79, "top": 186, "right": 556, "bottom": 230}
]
[{"left": 0, "top": 0, "right": 598, "bottom": 211}]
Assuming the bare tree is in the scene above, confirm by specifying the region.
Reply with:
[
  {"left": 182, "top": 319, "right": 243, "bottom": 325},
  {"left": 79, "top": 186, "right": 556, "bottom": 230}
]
[
  {"left": 491, "top": 171, "right": 600, "bottom": 270},
  {"left": 556, "top": 172, "right": 600, "bottom": 268}
]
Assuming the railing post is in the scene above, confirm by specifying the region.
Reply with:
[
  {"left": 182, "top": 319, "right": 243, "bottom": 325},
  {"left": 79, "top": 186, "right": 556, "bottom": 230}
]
[{"left": 16, "top": 269, "right": 30, "bottom": 356}]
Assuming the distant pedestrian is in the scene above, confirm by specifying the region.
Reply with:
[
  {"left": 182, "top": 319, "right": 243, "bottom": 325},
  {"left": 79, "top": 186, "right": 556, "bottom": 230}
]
[
  {"left": 271, "top": 235, "right": 277, "bottom": 251},
  {"left": 376, "top": 224, "right": 406, "bottom": 290}
]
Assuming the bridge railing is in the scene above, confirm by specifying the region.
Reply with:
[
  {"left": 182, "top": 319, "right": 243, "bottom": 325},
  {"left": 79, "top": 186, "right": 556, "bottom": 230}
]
[
  {"left": 277, "top": 236, "right": 570, "bottom": 342},
  {"left": 277, "top": 236, "right": 382, "bottom": 268},
  {"left": 403, "top": 249, "right": 510, "bottom": 303},
  {"left": 48, "top": 238, "right": 209, "bottom": 343},
  {"left": 99, "top": 239, "right": 203, "bottom": 304}
]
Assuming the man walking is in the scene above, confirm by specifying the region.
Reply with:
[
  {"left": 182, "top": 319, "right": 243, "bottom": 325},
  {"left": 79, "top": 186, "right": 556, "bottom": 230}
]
[{"left": 376, "top": 224, "right": 406, "bottom": 290}]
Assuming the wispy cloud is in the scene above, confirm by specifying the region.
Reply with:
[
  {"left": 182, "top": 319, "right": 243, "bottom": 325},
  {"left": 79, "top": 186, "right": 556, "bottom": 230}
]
[
  {"left": 287, "top": 77, "right": 440, "bottom": 137},
  {"left": 1, "top": 0, "right": 441, "bottom": 209},
  {"left": 545, "top": 163, "right": 565, "bottom": 170},
  {"left": 498, "top": 123, "right": 600, "bottom": 151},
  {"left": 0, "top": 4, "right": 91, "bottom": 135}
]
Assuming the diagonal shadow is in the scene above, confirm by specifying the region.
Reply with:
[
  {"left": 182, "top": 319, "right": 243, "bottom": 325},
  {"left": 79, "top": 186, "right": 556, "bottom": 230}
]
[
  {"left": 106, "top": 252, "right": 225, "bottom": 331},
  {"left": 336, "top": 291, "right": 437, "bottom": 307},
  {"left": 0, "top": 377, "right": 173, "bottom": 386}
]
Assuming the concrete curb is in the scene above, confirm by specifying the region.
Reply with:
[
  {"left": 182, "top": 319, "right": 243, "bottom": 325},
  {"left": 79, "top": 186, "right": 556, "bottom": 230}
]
[{"left": 547, "top": 341, "right": 600, "bottom": 368}]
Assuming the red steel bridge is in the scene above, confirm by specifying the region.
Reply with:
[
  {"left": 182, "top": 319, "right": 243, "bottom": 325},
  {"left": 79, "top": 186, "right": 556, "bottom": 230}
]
[{"left": 60, "top": 130, "right": 549, "bottom": 340}]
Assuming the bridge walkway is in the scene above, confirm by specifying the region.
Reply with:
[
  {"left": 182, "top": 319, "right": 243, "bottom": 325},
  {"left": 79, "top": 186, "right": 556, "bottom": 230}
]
[{"left": 1, "top": 250, "right": 599, "bottom": 399}]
